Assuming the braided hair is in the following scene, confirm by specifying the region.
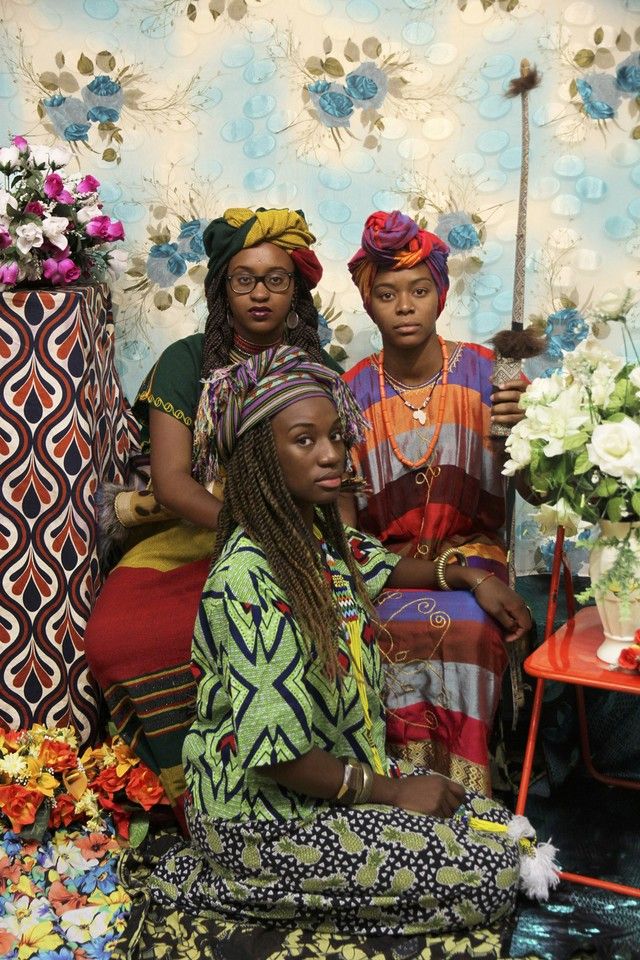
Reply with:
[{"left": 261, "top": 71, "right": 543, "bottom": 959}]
[
  {"left": 210, "top": 419, "right": 376, "bottom": 676},
  {"left": 201, "top": 266, "right": 324, "bottom": 379}
]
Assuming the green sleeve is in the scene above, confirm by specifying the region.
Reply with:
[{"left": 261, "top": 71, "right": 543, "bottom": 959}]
[
  {"left": 131, "top": 333, "right": 204, "bottom": 451},
  {"left": 343, "top": 526, "right": 401, "bottom": 600},
  {"left": 195, "top": 548, "right": 315, "bottom": 770}
]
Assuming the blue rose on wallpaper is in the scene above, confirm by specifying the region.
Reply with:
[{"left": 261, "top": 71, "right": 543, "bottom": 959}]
[
  {"left": 81, "top": 75, "right": 125, "bottom": 121},
  {"left": 87, "top": 106, "right": 121, "bottom": 123},
  {"left": 344, "top": 62, "right": 388, "bottom": 110},
  {"left": 307, "top": 81, "right": 353, "bottom": 128},
  {"left": 175, "top": 218, "right": 208, "bottom": 262},
  {"left": 43, "top": 94, "right": 92, "bottom": 141},
  {"left": 576, "top": 74, "right": 621, "bottom": 120},
  {"left": 317, "top": 311, "right": 332, "bottom": 347},
  {"left": 435, "top": 212, "right": 480, "bottom": 251},
  {"left": 147, "top": 242, "right": 187, "bottom": 287},
  {"left": 616, "top": 53, "right": 640, "bottom": 94},
  {"left": 545, "top": 307, "right": 588, "bottom": 359}
]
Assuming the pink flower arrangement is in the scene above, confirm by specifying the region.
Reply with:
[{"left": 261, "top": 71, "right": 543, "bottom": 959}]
[{"left": 0, "top": 134, "right": 126, "bottom": 290}]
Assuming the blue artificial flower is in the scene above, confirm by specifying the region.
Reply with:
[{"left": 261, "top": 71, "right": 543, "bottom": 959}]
[
  {"left": 38, "top": 950, "right": 75, "bottom": 960},
  {"left": 307, "top": 80, "right": 330, "bottom": 94},
  {"left": 344, "top": 62, "right": 388, "bottom": 110},
  {"left": 43, "top": 94, "right": 66, "bottom": 108},
  {"left": 545, "top": 307, "right": 588, "bottom": 359},
  {"left": 615, "top": 55, "right": 640, "bottom": 94},
  {"left": 86, "top": 75, "right": 122, "bottom": 97},
  {"left": 178, "top": 219, "right": 204, "bottom": 239},
  {"left": 147, "top": 243, "right": 187, "bottom": 287},
  {"left": 575, "top": 75, "right": 618, "bottom": 120},
  {"left": 318, "top": 90, "right": 354, "bottom": 119},
  {"left": 63, "top": 122, "right": 91, "bottom": 141},
  {"left": 87, "top": 106, "right": 121, "bottom": 123}
]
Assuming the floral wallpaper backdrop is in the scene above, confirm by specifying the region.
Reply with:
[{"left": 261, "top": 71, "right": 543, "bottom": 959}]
[{"left": 1, "top": 0, "right": 639, "bottom": 573}]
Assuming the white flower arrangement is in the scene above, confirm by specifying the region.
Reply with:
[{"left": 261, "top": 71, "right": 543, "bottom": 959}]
[{"left": 504, "top": 291, "right": 640, "bottom": 606}]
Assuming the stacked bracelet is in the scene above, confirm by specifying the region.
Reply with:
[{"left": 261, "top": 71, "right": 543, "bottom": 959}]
[
  {"left": 334, "top": 757, "right": 375, "bottom": 805},
  {"left": 469, "top": 571, "right": 496, "bottom": 595},
  {"left": 433, "top": 548, "right": 467, "bottom": 591}
]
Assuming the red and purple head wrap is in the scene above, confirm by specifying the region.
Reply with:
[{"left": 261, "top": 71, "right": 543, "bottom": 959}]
[
  {"left": 348, "top": 210, "right": 450, "bottom": 317},
  {"left": 192, "top": 345, "right": 368, "bottom": 485}
]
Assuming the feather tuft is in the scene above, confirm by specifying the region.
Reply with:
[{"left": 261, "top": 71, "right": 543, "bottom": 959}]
[
  {"left": 489, "top": 328, "right": 547, "bottom": 360},
  {"left": 96, "top": 482, "right": 134, "bottom": 569},
  {"left": 507, "top": 815, "right": 561, "bottom": 901},
  {"left": 505, "top": 61, "right": 541, "bottom": 98}
]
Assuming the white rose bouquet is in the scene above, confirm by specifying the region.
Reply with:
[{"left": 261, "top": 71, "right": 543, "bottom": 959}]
[
  {"left": 0, "top": 134, "right": 126, "bottom": 290},
  {"left": 503, "top": 291, "right": 640, "bottom": 607}
]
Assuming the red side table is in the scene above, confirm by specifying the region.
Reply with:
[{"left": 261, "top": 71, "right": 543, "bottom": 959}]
[{"left": 516, "top": 605, "right": 640, "bottom": 898}]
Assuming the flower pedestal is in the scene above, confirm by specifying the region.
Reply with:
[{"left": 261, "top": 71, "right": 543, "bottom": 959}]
[
  {"left": 0, "top": 283, "right": 138, "bottom": 742},
  {"left": 589, "top": 520, "right": 640, "bottom": 664}
]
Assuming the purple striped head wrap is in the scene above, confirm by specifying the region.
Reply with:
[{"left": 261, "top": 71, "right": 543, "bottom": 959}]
[
  {"left": 192, "top": 346, "right": 368, "bottom": 485},
  {"left": 348, "top": 210, "right": 450, "bottom": 317}
]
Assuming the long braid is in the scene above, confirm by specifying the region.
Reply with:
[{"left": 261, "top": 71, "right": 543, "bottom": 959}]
[
  {"left": 201, "top": 269, "right": 324, "bottom": 379},
  {"left": 211, "top": 421, "right": 374, "bottom": 674}
]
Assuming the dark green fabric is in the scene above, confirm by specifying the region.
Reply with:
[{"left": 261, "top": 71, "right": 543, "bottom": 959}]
[
  {"left": 132, "top": 334, "right": 343, "bottom": 451},
  {"left": 203, "top": 214, "right": 255, "bottom": 293}
]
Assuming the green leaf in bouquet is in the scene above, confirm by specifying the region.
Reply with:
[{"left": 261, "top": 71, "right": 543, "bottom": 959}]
[
  {"left": 564, "top": 431, "right": 589, "bottom": 451},
  {"left": 594, "top": 476, "right": 619, "bottom": 498},
  {"left": 606, "top": 497, "right": 625, "bottom": 522},
  {"left": 573, "top": 450, "right": 592, "bottom": 474},
  {"left": 128, "top": 812, "right": 150, "bottom": 849},
  {"left": 19, "top": 799, "right": 52, "bottom": 842},
  {"left": 632, "top": 492, "right": 640, "bottom": 517}
]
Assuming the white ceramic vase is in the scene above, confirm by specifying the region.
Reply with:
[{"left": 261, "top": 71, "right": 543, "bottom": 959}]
[{"left": 589, "top": 520, "right": 640, "bottom": 664}]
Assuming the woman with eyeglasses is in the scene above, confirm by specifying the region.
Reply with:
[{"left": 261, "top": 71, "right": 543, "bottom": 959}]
[{"left": 84, "top": 207, "right": 339, "bottom": 818}]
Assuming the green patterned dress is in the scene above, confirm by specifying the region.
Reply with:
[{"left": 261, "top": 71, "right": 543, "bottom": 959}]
[{"left": 149, "top": 525, "right": 521, "bottom": 935}]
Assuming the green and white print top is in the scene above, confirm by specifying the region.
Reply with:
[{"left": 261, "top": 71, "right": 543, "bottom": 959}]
[{"left": 183, "top": 524, "right": 401, "bottom": 822}]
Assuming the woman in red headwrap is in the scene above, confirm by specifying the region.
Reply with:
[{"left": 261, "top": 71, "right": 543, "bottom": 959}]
[
  {"left": 85, "top": 207, "right": 338, "bottom": 811},
  {"left": 342, "top": 211, "right": 529, "bottom": 795}
]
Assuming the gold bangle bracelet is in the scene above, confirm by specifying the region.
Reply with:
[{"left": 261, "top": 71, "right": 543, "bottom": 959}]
[
  {"left": 434, "top": 548, "right": 467, "bottom": 591},
  {"left": 356, "top": 761, "right": 374, "bottom": 804}
]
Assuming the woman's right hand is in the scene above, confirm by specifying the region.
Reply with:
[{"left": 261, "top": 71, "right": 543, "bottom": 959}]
[
  {"left": 468, "top": 571, "right": 531, "bottom": 643},
  {"left": 391, "top": 773, "right": 465, "bottom": 818}
]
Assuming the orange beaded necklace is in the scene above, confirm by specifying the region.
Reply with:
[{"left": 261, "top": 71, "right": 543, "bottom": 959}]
[{"left": 377, "top": 335, "right": 449, "bottom": 471}]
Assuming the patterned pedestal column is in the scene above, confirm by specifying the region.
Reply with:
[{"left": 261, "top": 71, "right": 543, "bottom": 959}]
[{"left": 0, "top": 284, "right": 139, "bottom": 744}]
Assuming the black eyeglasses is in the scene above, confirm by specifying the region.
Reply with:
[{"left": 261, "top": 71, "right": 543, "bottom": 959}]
[{"left": 226, "top": 271, "right": 294, "bottom": 294}]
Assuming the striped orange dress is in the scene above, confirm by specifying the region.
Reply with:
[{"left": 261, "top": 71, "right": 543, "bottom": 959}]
[{"left": 344, "top": 341, "right": 508, "bottom": 794}]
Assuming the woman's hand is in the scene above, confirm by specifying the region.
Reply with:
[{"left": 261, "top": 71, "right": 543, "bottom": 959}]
[
  {"left": 469, "top": 572, "right": 532, "bottom": 643},
  {"left": 150, "top": 408, "right": 222, "bottom": 530},
  {"left": 392, "top": 773, "right": 465, "bottom": 818},
  {"left": 491, "top": 378, "right": 527, "bottom": 429}
]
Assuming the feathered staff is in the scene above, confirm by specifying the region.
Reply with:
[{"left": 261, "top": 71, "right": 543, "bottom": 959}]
[
  {"left": 489, "top": 60, "right": 545, "bottom": 725},
  {"left": 490, "top": 59, "right": 545, "bottom": 431}
]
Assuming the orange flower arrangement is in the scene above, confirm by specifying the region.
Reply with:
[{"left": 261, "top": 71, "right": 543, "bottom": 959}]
[{"left": 0, "top": 725, "right": 169, "bottom": 842}]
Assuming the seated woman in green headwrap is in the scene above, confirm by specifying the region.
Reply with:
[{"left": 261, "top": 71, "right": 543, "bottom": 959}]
[{"left": 85, "top": 207, "right": 339, "bottom": 812}]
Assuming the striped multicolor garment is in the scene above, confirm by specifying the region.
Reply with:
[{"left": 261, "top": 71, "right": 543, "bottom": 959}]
[{"left": 343, "top": 342, "right": 508, "bottom": 794}]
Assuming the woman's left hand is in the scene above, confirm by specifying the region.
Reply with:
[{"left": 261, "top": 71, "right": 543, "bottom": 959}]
[
  {"left": 471, "top": 573, "right": 532, "bottom": 643},
  {"left": 491, "top": 379, "right": 527, "bottom": 428}
]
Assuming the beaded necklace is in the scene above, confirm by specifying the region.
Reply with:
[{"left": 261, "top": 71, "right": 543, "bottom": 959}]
[
  {"left": 383, "top": 368, "right": 442, "bottom": 426},
  {"left": 315, "top": 528, "right": 385, "bottom": 776},
  {"left": 377, "top": 335, "right": 449, "bottom": 471},
  {"left": 232, "top": 330, "right": 283, "bottom": 357}
]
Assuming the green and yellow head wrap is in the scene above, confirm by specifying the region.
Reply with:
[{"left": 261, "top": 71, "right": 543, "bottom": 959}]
[{"left": 202, "top": 207, "right": 323, "bottom": 293}]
